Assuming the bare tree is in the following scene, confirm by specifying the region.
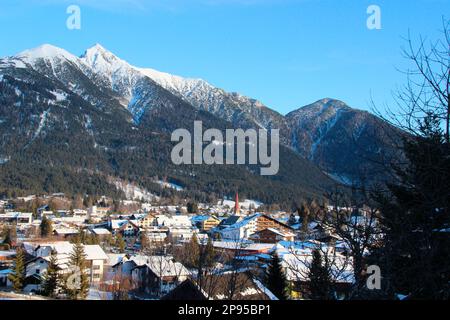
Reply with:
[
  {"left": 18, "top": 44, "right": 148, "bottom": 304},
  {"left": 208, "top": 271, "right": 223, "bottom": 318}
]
[{"left": 374, "top": 18, "right": 449, "bottom": 142}]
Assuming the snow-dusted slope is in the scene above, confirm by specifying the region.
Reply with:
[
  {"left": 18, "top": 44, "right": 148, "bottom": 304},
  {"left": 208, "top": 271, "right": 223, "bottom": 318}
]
[
  {"left": 286, "top": 98, "right": 404, "bottom": 185},
  {"left": 139, "top": 66, "right": 288, "bottom": 132},
  {"left": 79, "top": 44, "right": 287, "bottom": 131},
  {"left": 80, "top": 44, "right": 142, "bottom": 102},
  {"left": 3, "top": 43, "right": 287, "bottom": 130},
  {"left": 0, "top": 43, "right": 404, "bottom": 187}
]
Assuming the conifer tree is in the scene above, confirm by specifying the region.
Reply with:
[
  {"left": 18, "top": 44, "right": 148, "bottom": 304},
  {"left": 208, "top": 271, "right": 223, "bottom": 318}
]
[
  {"left": 63, "top": 241, "right": 89, "bottom": 300},
  {"left": 204, "top": 237, "right": 215, "bottom": 269},
  {"left": 2, "top": 226, "right": 15, "bottom": 247},
  {"left": 8, "top": 248, "right": 26, "bottom": 292},
  {"left": 307, "top": 249, "right": 333, "bottom": 300},
  {"left": 187, "top": 233, "right": 200, "bottom": 268},
  {"left": 265, "top": 253, "right": 288, "bottom": 300},
  {"left": 376, "top": 115, "right": 450, "bottom": 299},
  {"left": 40, "top": 215, "right": 53, "bottom": 238},
  {"left": 42, "top": 249, "right": 60, "bottom": 298},
  {"left": 115, "top": 234, "right": 126, "bottom": 253}
]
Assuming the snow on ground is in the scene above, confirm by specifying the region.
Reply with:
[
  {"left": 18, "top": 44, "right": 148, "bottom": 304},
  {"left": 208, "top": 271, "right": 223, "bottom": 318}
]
[
  {"left": 326, "top": 172, "right": 353, "bottom": 186},
  {"left": 31, "top": 109, "right": 50, "bottom": 141},
  {"left": 111, "top": 179, "right": 159, "bottom": 202},
  {"left": 157, "top": 180, "right": 184, "bottom": 191},
  {"left": 49, "top": 90, "right": 68, "bottom": 102}
]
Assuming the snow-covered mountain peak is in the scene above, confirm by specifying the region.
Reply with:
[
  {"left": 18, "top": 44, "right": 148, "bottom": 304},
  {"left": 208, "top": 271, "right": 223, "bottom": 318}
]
[
  {"left": 80, "top": 44, "right": 131, "bottom": 73},
  {"left": 16, "top": 44, "right": 80, "bottom": 65},
  {"left": 313, "top": 98, "right": 349, "bottom": 110}
]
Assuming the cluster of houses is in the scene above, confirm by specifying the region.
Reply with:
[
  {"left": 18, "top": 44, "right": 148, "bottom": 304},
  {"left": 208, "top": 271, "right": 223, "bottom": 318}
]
[{"left": 0, "top": 192, "right": 357, "bottom": 300}]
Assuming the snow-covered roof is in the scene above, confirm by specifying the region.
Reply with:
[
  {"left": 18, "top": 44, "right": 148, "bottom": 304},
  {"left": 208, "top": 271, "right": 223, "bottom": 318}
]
[
  {"left": 84, "top": 245, "right": 109, "bottom": 260},
  {"left": 54, "top": 227, "right": 79, "bottom": 235},
  {"left": 110, "top": 219, "right": 129, "bottom": 229},
  {"left": 0, "top": 212, "right": 32, "bottom": 219},
  {"left": 92, "top": 228, "right": 111, "bottom": 235},
  {"left": 105, "top": 254, "right": 126, "bottom": 266},
  {"left": 24, "top": 241, "right": 108, "bottom": 261},
  {"left": 142, "top": 257, "right": 190, "bottom": 278},
  {"left": 211, "top": 241, "right": 273, "bottom": 252}
]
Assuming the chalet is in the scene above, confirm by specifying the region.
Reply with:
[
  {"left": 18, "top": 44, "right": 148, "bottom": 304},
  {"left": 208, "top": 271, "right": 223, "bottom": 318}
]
[
  {"left": 249, "top": 227, "right": 295, "bottom": 243},
  {"left": 155, "top": 215, "right": 191, "bottom": 228},
  {"left": 144, "top": 231, "right": 167, "bottom": 243},
  {"left": 88, "top": 206, "right": 111, "bottom": 219},
  {"left": 170, "top": 228, "right": 203, "bottom": 243},
  {"left": 135, "top": 213, "right": 157, "bottom": 229},
  {"left": 109, "top": 220, "right": 140, "bottom": 238},
  {"left": 113, "top": 255, "right": 190, "bottom": 296},
  {"left": 53, "top": 227, "right": 79, "bottom": 238},
  {"left": 191, "top": 215, "right": 221, "bottom": 232},
  {"left": 91, "top": 228, "right": 111, "bottom": 239},
  {"left": 215, "top": 213, "right": 294, "bottom": 240},
  {"left": 131, "top": 257, "right": 190, "bottom": 296}
]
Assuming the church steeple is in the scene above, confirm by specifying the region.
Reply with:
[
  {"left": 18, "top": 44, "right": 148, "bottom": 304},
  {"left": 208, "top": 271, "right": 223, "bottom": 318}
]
[{"left": 234, "top": 191, "right": 240, "bottom": 215}]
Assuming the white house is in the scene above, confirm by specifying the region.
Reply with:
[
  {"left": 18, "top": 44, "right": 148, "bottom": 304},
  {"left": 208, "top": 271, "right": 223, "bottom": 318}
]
[
  {"left": 218, "top": 215, "right": 258, "bottom": 240},
  {"left": 0, "top": 212, "right": 33, "bottom": 225},
  {"left": 23, "top": 241, "right": 109, "bottom": 284},
  {"left": 155, "top": 215, "right": 191, "bottom": 228}
]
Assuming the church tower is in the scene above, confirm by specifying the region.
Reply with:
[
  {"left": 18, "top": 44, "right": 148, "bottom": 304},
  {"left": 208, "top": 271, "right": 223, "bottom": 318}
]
[{"left": 234, "top": 191, "right": 240, "bottom": 215}]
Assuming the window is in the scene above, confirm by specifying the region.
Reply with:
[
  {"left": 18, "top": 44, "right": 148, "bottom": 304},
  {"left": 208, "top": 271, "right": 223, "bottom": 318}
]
[
  {"left": 93, "top": 265, "right": 101, "bottom": 270},
  {"left": 36, "top": 269, "right": 40, "bottom": 274}
]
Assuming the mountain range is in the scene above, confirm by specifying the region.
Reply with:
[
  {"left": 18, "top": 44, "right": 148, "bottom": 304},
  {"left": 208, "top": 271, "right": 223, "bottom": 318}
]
[{"left": 0, "top": 44, "right": 404, "bottom": 204}]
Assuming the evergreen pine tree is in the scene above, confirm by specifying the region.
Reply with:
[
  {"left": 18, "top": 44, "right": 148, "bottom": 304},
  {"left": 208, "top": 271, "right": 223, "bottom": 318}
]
[
  {"left": 42, "top": 249, "right": 60, "bottom": 298},
  {"left": 265, "top": 253, "right": 288, "bottom": 300},
  {"left": 375, "top": 115, "right": 450, "bottom": 299},
  {"left": 63, "top": 241, "right": 89, "bottom": 300},
  {"left": 186, "top": 234, "right": 200, "bottom": 268},
  {"left": 8, "top": 248, "right": 26, "bottom": 292},
  {"left": 203, "top": 237, "right": 215, "bottom": 269},
  {"left": 115, "top": 234, "right": 126, "bottom": 253},
  {"left": 2, "top": 226, "right": 15, "bottom": 247},
  {"left": 187, "top": 202, "right": 198, "bottom": 214},
  {"left": 40, "top": 215, "right": 53, "bottom": 238},
  {"left": 307, "top": 249, "right": 333, "bottom": 300}
]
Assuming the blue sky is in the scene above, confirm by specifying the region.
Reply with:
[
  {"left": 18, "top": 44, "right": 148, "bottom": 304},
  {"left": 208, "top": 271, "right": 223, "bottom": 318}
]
[{"left": 0, "top": 0, "right": 448, "bottom": 115}]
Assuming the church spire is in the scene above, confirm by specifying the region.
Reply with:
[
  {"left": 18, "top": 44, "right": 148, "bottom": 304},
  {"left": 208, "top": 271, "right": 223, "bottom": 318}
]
[{"left": 234, "top": 191, "right": 240, "bottom": 215}]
